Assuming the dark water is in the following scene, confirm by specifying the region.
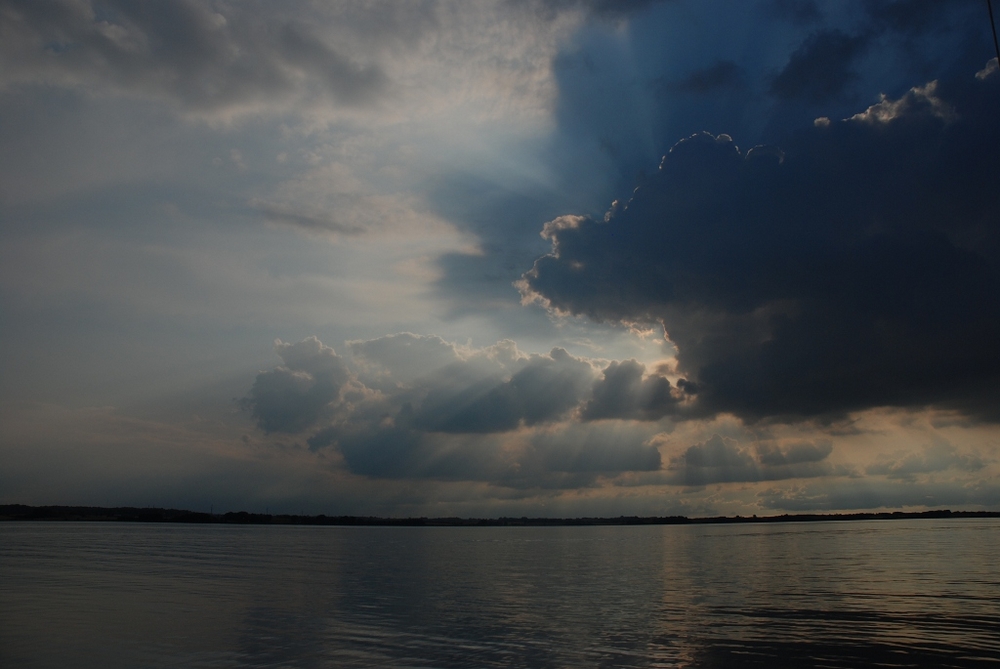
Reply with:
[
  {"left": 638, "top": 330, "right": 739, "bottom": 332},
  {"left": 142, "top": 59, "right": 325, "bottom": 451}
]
[{"left": 2, "top": 520, "right": 999, "bottom": 668}]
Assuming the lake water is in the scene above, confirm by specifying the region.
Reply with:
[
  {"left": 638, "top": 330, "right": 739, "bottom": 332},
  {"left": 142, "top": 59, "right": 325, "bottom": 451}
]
[{"left": 1, "top": 519, "right": 998, "bottom": 668}]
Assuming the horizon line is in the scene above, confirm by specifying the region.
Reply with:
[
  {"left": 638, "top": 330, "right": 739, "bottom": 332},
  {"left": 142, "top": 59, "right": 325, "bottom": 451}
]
[{"left": 2, "top": 504, "right": 999, "bottom": 527}]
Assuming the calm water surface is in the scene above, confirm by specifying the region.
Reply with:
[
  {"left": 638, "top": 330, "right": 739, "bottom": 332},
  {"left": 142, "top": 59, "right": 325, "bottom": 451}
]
[{"left": 2, "top": 519, "right": 998, "bottom": 668}]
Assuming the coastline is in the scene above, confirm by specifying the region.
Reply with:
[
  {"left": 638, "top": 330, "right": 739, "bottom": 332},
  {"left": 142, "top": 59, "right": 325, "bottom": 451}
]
[{"left": 2, "top": 504, "right": 997, "bottom": 526}]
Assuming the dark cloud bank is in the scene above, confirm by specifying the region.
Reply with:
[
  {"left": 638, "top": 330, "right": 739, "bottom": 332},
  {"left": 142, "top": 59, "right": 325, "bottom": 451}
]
[{"left": 521, "top": 63, "right": 1000, "bottom": 424}]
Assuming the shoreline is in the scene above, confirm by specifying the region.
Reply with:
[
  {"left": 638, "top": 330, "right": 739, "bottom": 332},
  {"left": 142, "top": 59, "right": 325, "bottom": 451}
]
[{"left": 2, "top": 504, "right": 998, "bottom": 526}]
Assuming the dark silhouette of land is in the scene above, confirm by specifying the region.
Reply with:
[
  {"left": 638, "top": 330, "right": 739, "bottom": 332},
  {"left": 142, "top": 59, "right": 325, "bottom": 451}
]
[{"left": 1, "top": 504, "right": 997, "bottom": 526}]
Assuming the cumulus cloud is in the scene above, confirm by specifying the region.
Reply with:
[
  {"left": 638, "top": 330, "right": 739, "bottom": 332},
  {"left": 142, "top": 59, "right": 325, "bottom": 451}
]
[
  {"left": 240, "top": 337, "right": 351, "bottom": 434},
  {"left": 520, "top": 66, "right": 1000, "bottom": 423},
  {"left": 249, "top": 336, "right": 896, "bottom": 491},
  {"left": 848, "top": 80, "right": 955, "bottom": 125},
  {"left": 348, "top": 332, "right": 465, "bottom": 387},
  {"left": 413, "top": 347, "right": 596, "bottom": 433},
  {"left": 243, "top": 334, "right": 672, "bottom": 485},
  {"left": 582, "top": 359, "right": 695, "bottom": 421},
  {"left": 481, "top": 351, "right": 600, "bottom": 427},
  {"left": 353, "top": 334, "right": 600, "bottom": 434},
  {"left": 665, "top": 434, "right": 843, "bottom": 485}
]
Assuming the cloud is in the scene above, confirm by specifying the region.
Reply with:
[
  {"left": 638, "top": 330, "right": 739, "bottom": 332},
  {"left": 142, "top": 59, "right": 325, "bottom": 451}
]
[
  {"left": 240, "top": 337, "right": 351, "bottom": 434},
  {"left": 348, "top": 333, "right": 465, "bottom": 387},
  {"left": 412, "top": 347, "right": 596, "bottom": 433},
  {"left": 758, "top": 478, "right": 1000, "bottom": 511},
  {"left": 528, "top": 423, "right": 661, "bottom": 474},
  {"left": 334, "top": 423, "right": 512, "bottom": 482},
  {"left": 520, "top": 66, "right": 1000, "bottom": 423},
  {"left": 769, "top": 29, "right": 869, "bottom": 102},
  {"left": 582, "top": 359, "right": 695, "bottom": 421},
  {"left": 665, "top": 434, "right": 842, "bottom": 485},
  {"left": 508, "top": 0, "right": 663, "bottom": 23},
  {"left": 848, "top": 80, "right": 955, "bottom": 125},
  {"left": 0, "top": 0, "right": 389, "bottom": 115},
  {"left": 663, "top": 60, "right": 745, "bottom": 94},
  {"left": 864, "top": 0, "right": 960, "bottom": 35},
  {"left": 0, "top": 0, "right": 597, "bottom": 126},
  {"left": 252, "top": 160, "right": 459, "bottom": 240},
  {"left": 766, "top": 0, "right": 822, "bottom": 25},
  {"left": 349, "top": 334, "right": 598, "bottom": 435},
  {"left": 866, "top": 442, "right": 986, "bottom": 479},
  {"left": 978, "top": 58, "right": 999, "bottom": 81},
  {"left": 333, "top": 419, "right": 663, "bottom": 487},
  {"left": 244, "top": 335, "right": 675, "bottom": 484},
  {"left": 757, "top": 439, "right": 832, "bottom": 466},
  {"left": 253, "top": 200, "right": 366, "bottom": 236}
]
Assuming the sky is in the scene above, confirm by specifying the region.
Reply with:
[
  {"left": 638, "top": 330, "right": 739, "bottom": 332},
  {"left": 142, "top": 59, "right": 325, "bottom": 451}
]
[{"left": 1, "top": 0, "right": 999, "bottom": 517}]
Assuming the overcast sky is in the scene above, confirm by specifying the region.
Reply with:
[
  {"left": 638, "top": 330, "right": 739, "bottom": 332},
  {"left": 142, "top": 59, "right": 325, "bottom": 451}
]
[{"left": 2, "top": 0, "right": 999, "bottom": 517}]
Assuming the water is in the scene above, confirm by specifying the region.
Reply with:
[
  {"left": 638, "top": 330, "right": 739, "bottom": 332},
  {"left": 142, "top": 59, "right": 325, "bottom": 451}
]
[{"left": 1, "top": 519, "right": 998, "bottom": 668}]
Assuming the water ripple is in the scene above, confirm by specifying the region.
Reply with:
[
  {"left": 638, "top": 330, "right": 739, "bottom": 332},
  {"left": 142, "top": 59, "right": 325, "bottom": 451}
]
[{"left": 1, "top": 520, "right": 998, "bottom": 668}]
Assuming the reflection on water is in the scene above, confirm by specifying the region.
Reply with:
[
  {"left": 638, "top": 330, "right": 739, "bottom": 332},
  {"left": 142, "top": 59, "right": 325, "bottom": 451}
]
[{"left": 2, "top": 520, "right": 998, "bottom": 668}]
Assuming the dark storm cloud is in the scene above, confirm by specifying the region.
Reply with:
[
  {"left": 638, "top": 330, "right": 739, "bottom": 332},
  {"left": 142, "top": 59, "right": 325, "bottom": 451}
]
[
  {"left": 665, "top": 434, "right": 844, "bottom": 485},
  {"left": 521, "top": 66, "right": 1000, "bottom": 423},
  {"left": 0, "top": 0, "right": 387, "bottom": 112},
  {"left": 663, "top": 60, "right": 745, "bottom": 94},
  {"left": 770, "top": 29, "right": 869, "bottom": 102}
]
